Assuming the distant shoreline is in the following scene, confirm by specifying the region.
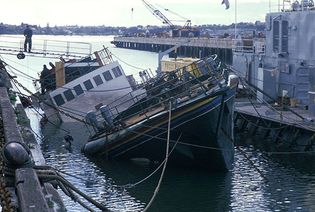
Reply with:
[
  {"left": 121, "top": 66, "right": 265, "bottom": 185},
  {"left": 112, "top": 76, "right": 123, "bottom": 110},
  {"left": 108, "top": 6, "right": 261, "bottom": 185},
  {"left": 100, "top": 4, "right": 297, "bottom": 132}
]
[{"left": 0, "top": 22, "right": 265, "bottom": 38}]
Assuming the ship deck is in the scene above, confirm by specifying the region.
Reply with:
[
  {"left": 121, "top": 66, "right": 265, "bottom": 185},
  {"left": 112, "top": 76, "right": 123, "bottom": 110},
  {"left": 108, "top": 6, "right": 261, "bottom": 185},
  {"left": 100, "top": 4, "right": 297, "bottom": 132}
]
[{"left": 235, "top": 99, "right": 315, "bottom": 132}]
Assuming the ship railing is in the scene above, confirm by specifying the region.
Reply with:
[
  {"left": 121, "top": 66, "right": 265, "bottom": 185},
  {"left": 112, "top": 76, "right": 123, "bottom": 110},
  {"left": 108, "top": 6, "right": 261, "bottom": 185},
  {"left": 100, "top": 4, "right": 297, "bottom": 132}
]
[
  {"left": 100, "top": 58, "right": 210, "bottom": 117},
  {"left": 94, "top": 56, "right": 225, "bottom": 127},
  {"left": 93, "top": 46, "right": 114, "bottom": 66},
  {"left": 232, "top": 38, "right": 265, "bottom": 54},
  {"left": 260, "top": 0, "right": 315, "bottom": 12},
  {"left": 0, "top": 35, "right": 92, "bottom": 58},
  {"left": 110, "top": 74, "right": 220, "bottom": 125}
]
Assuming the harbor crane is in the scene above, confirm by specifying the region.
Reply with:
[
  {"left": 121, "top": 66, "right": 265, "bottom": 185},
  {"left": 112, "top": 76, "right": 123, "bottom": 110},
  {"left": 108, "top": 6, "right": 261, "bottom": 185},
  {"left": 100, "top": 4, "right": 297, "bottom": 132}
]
[
  {"left": 142, "top": 0, "right": 175, "bottom": 28},
  {"left": 141, "top": 0, "right": 200, "bottom": 37}
]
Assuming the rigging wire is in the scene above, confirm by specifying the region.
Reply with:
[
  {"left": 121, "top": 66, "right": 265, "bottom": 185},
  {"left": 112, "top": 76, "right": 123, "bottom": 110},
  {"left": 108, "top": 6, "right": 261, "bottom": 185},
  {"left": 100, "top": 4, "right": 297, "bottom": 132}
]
[
  {"left": 6, "top": 69, "right": 36, "bottom": 82},
  {"left": 230, "top": 67, "right": 315, "bottom": 131},
  {"left": 58, "top": 84, "right": 133, "bottom": 93},
  {"left": 111, "top": 52, "right": 147, "bottom": 71},
  {"left": 238, "top": 78, "right": 272, "bottom": 127},
  {"left": 1, "top": 55, "right": 42, "bottom": 74},
  {"left": 1, "top": 57, "right": 38, "bottom": 80},
  {"left": 11, "top": 76, "right": 88, "bottom": 125},
  {"left": 246, "top": 81, "right": 315, "bottom": 131},
  {"left": 111, "top": 94, "right": 235, "bottom": 159},
  {"left": 236, "top": 112, "right": 289, "bottom": 130},
  {"left": 8, "top": 84, "right": 46, "bottom": 140},
  {"left": 229, "top": 70, "right": 315, "bottom": 154},
  {"left": 13, "top": 91, "right": 72, "bottom": 134},
  {"left": 116, "top": 134, "right": 182, "bottom": 189}
]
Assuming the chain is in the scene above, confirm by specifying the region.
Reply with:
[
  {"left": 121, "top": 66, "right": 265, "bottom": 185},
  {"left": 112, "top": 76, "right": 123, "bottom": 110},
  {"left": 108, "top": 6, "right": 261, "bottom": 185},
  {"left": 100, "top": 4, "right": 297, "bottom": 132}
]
[{"left": 0, "top": 119, "right": 16, "bottom": 211}]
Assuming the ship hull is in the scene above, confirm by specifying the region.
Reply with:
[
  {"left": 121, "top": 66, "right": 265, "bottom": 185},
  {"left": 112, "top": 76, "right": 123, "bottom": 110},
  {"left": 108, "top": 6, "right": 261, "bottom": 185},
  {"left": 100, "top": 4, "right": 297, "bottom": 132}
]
[{"left": 83, "top": 87, "right": 236, "bottom": 171}]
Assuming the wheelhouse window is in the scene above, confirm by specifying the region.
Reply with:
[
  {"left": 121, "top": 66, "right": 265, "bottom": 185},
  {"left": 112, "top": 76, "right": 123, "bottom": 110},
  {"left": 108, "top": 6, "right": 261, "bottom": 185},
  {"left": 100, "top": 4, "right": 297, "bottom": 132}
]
[
  {"left": 53, "top": 94, "right": 65, "bottom": 106},
  {"left": 74, "top": 84, "right": 84, "bottom": 95},
  {"left": 103, "top": 70, "right": 113, "bottom": 81},
  {"left": 93, "top": 75, "right": 103, "bottom": 86},
  {"left": 112, "top": 66, "right": 122, "bottom": 78},
  {"left": 83, "top": 79, "right": 94, "bottom": 91},
  {"left": 64, "top": 89, "right": 75, "bottom": 101}
]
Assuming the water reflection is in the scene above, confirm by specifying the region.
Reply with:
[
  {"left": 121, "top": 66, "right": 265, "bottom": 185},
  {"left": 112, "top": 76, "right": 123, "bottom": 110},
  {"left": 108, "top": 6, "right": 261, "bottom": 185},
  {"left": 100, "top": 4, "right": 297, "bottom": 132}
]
[
  {"left": 9, "top": 34, "right": 315, "bottom": 211},
  {"left": 25, "top": 108, "right": 315, "bottom": 212},
  {"left": 39, "top": 120, "right": 145, "bottom": 211},
  {"left": 232, "top": 140, "right": 315, "bottom": 212}
]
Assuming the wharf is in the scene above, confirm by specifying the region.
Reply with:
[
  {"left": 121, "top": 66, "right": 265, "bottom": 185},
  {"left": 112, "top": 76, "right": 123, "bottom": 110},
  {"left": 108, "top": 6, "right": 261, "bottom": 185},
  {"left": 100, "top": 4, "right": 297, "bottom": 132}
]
[
  {"left": 112, "top": 36, "right": 237, "bottom": 64},
  {"left": 234, "top": 100, "right": 315, "bottom": 152},
  {"left": 0, "top": 71, "right": 66, "bottom": 211},
  {"left": 112, "top": 36, "right": 265, "bottom": 66}
]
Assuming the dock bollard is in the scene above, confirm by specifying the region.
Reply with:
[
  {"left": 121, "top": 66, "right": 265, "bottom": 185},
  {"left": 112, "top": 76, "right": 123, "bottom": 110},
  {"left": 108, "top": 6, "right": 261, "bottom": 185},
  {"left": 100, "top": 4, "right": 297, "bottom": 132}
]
[{"left": 2, "top": 141, "right": 32, "bottom": 167}]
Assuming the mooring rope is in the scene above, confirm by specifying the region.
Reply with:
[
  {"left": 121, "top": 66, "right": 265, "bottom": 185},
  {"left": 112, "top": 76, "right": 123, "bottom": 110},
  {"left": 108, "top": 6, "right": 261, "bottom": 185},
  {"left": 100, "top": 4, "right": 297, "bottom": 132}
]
[
  {"left": 37, "top": 173, "right": 110, "bottom": 211},
  {"left": 117, "top": 134, "right": 182, "bottom": 190},
  {"left": 143, "top": 101, "right": 172, "bottom": 212}
]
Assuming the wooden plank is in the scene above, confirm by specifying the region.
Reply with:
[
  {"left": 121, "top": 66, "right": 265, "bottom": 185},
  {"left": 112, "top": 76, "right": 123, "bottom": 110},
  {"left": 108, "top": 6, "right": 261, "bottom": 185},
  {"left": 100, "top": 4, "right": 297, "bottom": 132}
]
[
  {"left": 15, "top": 168, "right": 49, "bottom": 212},
  {"left": 55, "top": 61, "right": 65, "bottom": 88}
]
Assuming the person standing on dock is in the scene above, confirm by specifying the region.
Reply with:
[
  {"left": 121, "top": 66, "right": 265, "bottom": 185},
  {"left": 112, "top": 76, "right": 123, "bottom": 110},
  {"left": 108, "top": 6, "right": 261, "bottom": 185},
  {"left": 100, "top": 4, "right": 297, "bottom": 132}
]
[{"left": 23, "top": 25, "right": 33, "bottom": 52}]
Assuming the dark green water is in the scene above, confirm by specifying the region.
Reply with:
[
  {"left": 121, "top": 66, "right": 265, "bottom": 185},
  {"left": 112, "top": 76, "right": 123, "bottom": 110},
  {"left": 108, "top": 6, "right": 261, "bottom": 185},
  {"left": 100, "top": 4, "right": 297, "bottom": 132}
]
[{"left": 27, "top": 109, "right": 315, "bottom": 212}]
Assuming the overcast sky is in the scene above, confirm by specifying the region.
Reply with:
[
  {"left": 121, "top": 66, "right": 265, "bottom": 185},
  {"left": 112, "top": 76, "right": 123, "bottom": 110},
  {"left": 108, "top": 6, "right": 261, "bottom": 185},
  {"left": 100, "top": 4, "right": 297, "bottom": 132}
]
[{"left": 2, "top": 0, "right": 282, "bottom": 27}]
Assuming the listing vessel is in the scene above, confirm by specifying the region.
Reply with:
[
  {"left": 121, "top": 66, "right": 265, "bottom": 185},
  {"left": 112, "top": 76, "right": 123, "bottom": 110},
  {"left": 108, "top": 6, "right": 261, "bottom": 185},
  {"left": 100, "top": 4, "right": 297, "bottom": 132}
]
[
  {"left": 82, "top": 55, "right": 238, "bottom": 171},
  {"left": 37, "top": 47, "right": 145, "bottom": 124}
]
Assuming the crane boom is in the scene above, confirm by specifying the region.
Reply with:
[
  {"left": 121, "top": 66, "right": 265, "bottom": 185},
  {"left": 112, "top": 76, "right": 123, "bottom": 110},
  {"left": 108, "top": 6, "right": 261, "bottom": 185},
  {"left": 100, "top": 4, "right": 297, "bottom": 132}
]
[
  {"left": 163, "top": 7, "right": 191, "bottom": 28},
  {"left": 142, "top": 0, "right": 174, "bottom": 28}
]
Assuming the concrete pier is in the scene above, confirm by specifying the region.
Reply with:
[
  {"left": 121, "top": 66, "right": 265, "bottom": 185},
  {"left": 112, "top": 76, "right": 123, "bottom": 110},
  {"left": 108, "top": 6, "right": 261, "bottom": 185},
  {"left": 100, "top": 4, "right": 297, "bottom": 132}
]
[{"left": 111, "top": 36, "right": 237, "bottom": 65}]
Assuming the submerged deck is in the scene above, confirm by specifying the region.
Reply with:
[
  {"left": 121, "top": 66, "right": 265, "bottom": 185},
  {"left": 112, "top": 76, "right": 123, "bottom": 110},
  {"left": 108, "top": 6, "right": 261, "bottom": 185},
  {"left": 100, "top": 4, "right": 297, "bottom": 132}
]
[
  {"left": 234, "top": 99, "right": 315, "bottom": 153},
  {"left": 235, "top": 100, "right": 315, "bottom": 132}
]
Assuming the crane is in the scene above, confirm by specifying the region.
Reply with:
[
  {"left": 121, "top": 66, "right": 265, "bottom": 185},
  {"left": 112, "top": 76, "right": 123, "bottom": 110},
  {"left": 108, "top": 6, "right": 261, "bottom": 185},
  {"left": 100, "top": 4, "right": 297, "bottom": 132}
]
[
  {"left": 141, "top": 0, "right": 200, "bottom": 37},
  {"left": 142, "top": 0, "right": 175, "bottom": 29},
  {"left": 162, "top": 7, "right": 192, "bottom": 29}
]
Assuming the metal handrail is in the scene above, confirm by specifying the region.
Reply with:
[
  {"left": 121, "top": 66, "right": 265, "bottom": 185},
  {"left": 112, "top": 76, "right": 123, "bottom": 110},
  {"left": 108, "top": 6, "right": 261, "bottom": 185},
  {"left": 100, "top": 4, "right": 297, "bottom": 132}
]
[
  {"left": 0, "top": 35, "right": 92, "bottom": 58},
  {"left": 95, "top": 56, "right": 225, "bottom": 125}
]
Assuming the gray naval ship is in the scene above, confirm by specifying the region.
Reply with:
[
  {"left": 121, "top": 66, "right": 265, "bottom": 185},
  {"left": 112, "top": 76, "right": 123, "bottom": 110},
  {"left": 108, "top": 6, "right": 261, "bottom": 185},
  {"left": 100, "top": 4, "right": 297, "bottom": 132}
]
[{"left": 232, "top": 0, "right": 315, "bottom": 152}]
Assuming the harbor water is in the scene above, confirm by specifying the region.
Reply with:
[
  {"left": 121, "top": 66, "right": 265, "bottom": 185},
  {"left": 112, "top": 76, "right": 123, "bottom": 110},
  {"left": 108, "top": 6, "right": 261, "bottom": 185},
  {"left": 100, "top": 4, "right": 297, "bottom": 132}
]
[{"left": 2, "top": 35, "right": 315, "bottom": 211}]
